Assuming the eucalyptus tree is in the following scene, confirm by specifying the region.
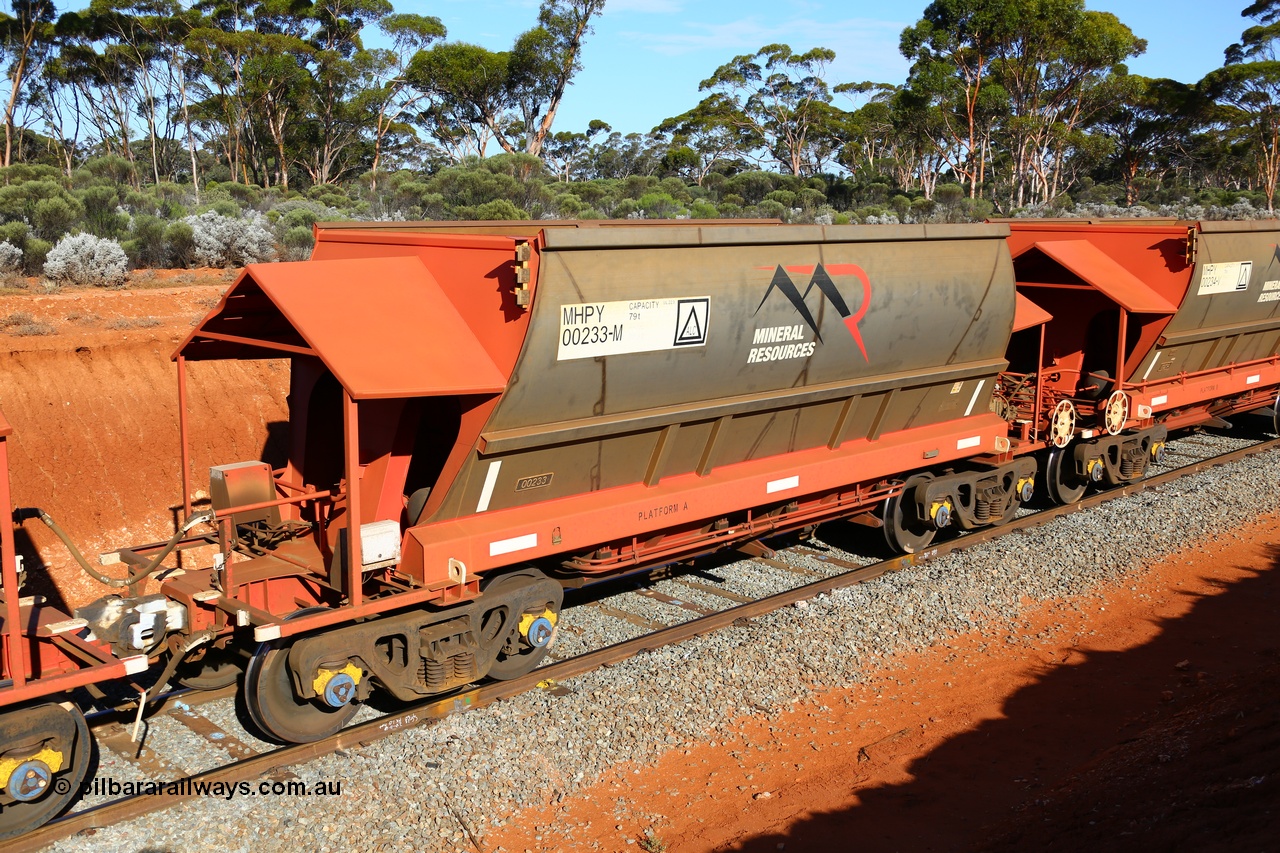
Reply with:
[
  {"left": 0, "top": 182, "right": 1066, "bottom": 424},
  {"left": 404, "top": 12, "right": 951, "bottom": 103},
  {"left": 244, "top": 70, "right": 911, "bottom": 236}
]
[
  {"left": 302, "top": 0, "right": 393, "bottom": 185},
  {"left": 831, "top": 81, "right": 899, "bottom": 183},
  {"left": 989, "top": 0, "right": 1145, "bottom": 208},
  {"left": 505, "top": 0, "right": 605, "bottom": 157},
  {"left": 1096, "top": 74, "right": 1203, "bottom": 204},
  {"left": 187, "top": 0, "right": 314, "bottom": 187},
  {"left": 0, "top": 0, "right": 56, "bottom": 166},
  {"left": 541, "top": 117, "right": 608, "bottom": 181},
  {"left": 901, "top": 0, "right": 1016, "bottom": 197},
  {"left": 407, "top": 40, "right": 512, "bottom": 158},
  {"left": 1204, "top": 1, "right": 1280, "bottom": 209},
  {"left": 361, "top": 12, "right": 444, "bottom": 187},
  {"left": 653, "top": 95, "right": 759, "bottom": 185},
  {"left": 81, "top": 0, "right": 200, "bottom": 187},
  {"left": 695, "top": 43, "right": 840, "bottom": 177},
  {"left": 53, "top": 7, "right": 152, "bottom": 180},
  {"left": 408, "top": 0, "right": 604, "bottom": 161}
]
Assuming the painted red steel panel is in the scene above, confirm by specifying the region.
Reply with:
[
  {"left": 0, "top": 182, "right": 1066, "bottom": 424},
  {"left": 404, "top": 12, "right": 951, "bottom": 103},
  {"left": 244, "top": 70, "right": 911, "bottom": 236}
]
[
  {"left": 1013, "top": 291, "right": 1053, "bottom": 332},
  {"left": 1031, "top": 240, "right": 1178, "bottom": 314},
  {"left": 182, "top": 256, "right": 508, "bottom": 399}
]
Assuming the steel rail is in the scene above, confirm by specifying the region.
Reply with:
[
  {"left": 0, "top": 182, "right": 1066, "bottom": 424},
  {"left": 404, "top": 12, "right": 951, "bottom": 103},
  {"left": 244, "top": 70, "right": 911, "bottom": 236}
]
[{"left": 12, "top": 436, "right": 1279, "bottom": 853}]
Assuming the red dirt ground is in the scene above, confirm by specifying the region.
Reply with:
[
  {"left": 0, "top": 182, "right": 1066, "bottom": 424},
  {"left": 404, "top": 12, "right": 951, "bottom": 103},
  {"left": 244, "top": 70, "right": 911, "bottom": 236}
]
[
  {"left": 489, "top": 513, "right": 1280, "bottom": 853},
  {"left": 0, "top": 271, "right": 288, "bottom": 607}
]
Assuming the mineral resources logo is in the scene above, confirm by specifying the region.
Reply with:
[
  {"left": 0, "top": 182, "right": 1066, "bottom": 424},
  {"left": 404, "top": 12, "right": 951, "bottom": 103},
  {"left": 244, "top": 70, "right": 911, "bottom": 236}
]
[{"left": 751, "top": 263, "right": 872, "bottom": 363}]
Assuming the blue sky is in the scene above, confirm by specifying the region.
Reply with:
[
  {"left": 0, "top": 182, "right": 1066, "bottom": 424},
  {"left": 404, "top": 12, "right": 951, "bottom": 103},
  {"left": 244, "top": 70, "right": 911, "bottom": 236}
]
[{"left": 394, "top": 0, "right": 1253, "bottom": 136}]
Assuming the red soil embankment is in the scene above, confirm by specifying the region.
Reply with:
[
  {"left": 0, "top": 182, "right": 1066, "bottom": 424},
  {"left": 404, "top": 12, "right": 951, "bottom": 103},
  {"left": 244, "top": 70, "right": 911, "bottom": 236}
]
[{"left": 0, "top": 282, "right": 288, "bottom": 606}]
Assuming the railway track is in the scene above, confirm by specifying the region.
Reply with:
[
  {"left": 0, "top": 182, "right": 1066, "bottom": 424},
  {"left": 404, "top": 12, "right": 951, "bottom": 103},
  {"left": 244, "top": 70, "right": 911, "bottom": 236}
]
[{"left": 12, "top": 429, "right": 1278, "bottom": 853}]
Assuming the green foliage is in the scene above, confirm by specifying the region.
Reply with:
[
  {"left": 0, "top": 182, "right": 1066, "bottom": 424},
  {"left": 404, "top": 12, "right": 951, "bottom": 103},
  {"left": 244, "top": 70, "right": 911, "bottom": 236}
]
[
  {"left": 281, "top": 226, "right": 315, "bottom": 260},
  {"left": 163, "top": 221, "right": 195, "bottom": 268},
  {"left": 33, "top": 196, "right": 85, "bottom": 240},
  {"left": 23, "top": 239, "right": 52, "bottom": 274},
  {"left": 457, "top": 198, "right": 527, "bottom": 220},
  {"left": 125, "top": 215, "right": 168, "bottom": 267}
]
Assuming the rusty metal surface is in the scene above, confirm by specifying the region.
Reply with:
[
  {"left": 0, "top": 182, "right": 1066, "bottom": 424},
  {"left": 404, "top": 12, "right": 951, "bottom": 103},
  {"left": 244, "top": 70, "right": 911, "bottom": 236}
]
[
  {"left": 433, "top": 224, "right": 1016, "bottom": 520},
  {"left": 1150, "top": 223, "right": 1280, "bottom": 379},
  {"left": 178, "top": 256, "right": 507, "bottom": 398}
]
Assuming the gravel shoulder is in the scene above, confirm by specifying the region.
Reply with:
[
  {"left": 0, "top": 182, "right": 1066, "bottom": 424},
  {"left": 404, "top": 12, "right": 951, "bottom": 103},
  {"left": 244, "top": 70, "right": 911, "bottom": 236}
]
[{"left": 496, "top": 507, "right": 1280, "bottom": 853}]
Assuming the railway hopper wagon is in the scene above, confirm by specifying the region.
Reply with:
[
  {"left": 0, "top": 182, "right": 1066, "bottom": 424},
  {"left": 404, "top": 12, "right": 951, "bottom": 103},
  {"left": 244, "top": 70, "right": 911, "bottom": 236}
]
[
  {"left": 996, "top": 220, "right": 1280, "bottom": 504},
  {"left": 0, "top": 220, "right": 1034, "bottom": 836}
]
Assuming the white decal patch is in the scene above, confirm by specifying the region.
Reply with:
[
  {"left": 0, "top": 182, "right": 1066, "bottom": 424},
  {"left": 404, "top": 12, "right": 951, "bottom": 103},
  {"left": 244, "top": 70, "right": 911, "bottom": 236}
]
[
  {"left": 476, "top": 460, "right": 502, "bottom": 513},
  {"left": 489, "top": 533, "right": 538, "bottom": 557},
  {"left": 964, "top": 380, "right": 986, "bottom": 417},
  {"left": 956, "top": 435, "right": 982, "bottom": 450},
  {"left": 1151, "top": 395, "right": 1168, "bottom": 406},
  {"left": 1198, "top": 261, "right": 1252, "bottom": 295},
  {"left": 766, "top": 475, "right": 800, "bottom": 494},
  {"left": 1081, "top": 429, "right": 1095, "bottom": 439},
  {"left": 558, "top": 297, "right": 709, "bottom": 360},
  {"left": 1142, "top": 350, "right": 1162, "bottom": 380},
  {"left": 746, "top": 325, "right": 817, "bottom": 363},
  {"left": 1247, "top": 374, "right": 1261, "bottom": 385}
]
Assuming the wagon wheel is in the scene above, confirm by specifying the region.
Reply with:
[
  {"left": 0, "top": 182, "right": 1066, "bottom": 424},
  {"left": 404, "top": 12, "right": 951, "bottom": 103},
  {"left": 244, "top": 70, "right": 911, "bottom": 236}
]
[
  {"left": 882, "top": 473, "right": 936, "bottom": 555},
  {"left": 1048, "top": 400, "right": 1076, "bottom": 448},
  {"left": 483, "top": 570, "right": 564, "bottom": 682},
  {"left": 0, "top": 703, "right": 94, "bottom": 841},
  {"left": 1103, "top": 391, "right": 1129, "bottom": 436},
  {"left": 1044, "top": 447, "right": 1087, "bottom": 506},
  {"left": 244, "top": 609, "right": 358, "bottom": 744}
]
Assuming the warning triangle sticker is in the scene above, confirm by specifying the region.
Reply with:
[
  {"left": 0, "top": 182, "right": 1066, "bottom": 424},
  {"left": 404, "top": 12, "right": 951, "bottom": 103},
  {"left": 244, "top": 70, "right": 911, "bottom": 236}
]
[{"left": 677, "top": 308, "right": 702, "bottom": 342}]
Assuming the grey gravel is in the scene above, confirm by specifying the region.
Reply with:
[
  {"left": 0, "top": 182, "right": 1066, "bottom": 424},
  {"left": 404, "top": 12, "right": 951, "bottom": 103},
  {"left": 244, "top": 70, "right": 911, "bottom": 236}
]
[{"left": 48, "top": 426, "right": 1280, "bottom": 853}]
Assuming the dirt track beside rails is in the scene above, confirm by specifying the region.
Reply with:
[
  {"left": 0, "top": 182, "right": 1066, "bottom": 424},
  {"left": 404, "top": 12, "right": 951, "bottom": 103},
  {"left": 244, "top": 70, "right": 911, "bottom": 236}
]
[
  {"left": 0, "top": 275, "right": 288, "bottom": 606},
  {"left": 491, "top": 513, "right": 1280, "bottom": 853}
]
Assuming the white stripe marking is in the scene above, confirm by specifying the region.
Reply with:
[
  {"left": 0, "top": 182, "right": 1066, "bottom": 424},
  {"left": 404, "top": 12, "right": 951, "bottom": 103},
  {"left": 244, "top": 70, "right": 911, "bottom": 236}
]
[
  {"left": 490, "top": 533, "right": 538, "bottom": 557},
  {"left": 767, "top": 475, "right": 800, "bottom": 494},
  {"left": 123, "top": 655, "right": 149, "bottom": 675},
  {"left": 254, "top": 625, "right": 282, "bottom": 642},
  {"left": 957, "top": 435, "right": 982, "bottom": 450},
  {"left": 1151, "top": 395, "right": 1168, "bottom": 406},
  {"left": 476, "top": 460, "right": 502, "bottom": 513},
  {"left": 1247, "top": 374, "right": 1261, "bottom": 385},
  {"left": 1142, "top": 350, "right": 1161, "bottom": 380},
  {"left": 964, "top": 380, "right": 986, "bottom": 417}
]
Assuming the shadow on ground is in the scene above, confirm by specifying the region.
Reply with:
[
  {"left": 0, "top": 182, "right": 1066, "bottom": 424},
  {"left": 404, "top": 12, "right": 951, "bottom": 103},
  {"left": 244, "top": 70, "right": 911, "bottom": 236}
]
[{"left": 728, "top": 545, "right": 1280, "bottom": 853}]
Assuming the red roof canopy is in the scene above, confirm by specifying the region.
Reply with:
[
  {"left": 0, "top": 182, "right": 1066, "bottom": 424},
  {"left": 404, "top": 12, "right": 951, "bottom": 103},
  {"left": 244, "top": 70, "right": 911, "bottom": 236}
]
[
  {"left": 1012, "top": 292, "right": 1053, "bottom": 332},
  {"left": 1028, "top": 240, "right": 1179, "bottom": 314},
  {"left": 176, "top": 255, "right": 507, "bottom": 399}
]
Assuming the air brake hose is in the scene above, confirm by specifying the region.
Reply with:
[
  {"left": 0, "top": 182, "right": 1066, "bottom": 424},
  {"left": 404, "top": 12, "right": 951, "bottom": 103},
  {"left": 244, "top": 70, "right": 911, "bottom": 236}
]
[{"left": 12, "top": 507, "right": 214, "bottom": 589}]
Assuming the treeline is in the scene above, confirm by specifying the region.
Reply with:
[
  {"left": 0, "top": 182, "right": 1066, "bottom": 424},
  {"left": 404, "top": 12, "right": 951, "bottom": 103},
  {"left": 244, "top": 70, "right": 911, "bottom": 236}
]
[{"left": 0, "top": 0, "right": 1279, "bottom": 283}]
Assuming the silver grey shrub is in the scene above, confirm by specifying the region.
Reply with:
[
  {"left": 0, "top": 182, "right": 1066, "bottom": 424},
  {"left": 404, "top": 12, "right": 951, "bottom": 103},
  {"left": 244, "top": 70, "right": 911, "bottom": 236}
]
[
  {"left": 184, "top": 211, "right": 276, "bottom": 267},
  {"left": 0, "top": 240, "right": 22, "bottom": 275},
  {"left": 43, "top": 233, "right": 129, "bottom": 287}
]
